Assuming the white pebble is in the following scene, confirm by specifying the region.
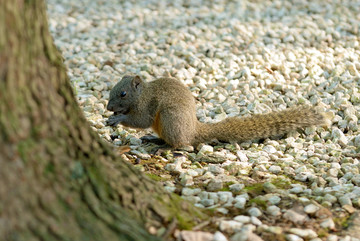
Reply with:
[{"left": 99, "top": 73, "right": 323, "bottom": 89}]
[
  {"left": 247, "top": 207, "right": 262, "bottom": 217},
  {"left": 213, "top": 231, "right": 228, "bottom": 241},
  {"left": 267, "top": 205, "right": 281, "bottom": 216},
  {"left": 320, "top": 218, "right": 335, "bottom": 230},
  {"left": 304, "top": 204, "right": 320, "bottom": 214},
  {"left": 219, "top": 220, "right": 243, "bottom": 233},
  {"left": 269, "top": 165, "right": 282, "bottom": 174},
  {"left": 286, "top": 234, "right": 304, "bottom": 241},
  {"left": 234, "top": 215, "right": 251, "bottom": 223}
]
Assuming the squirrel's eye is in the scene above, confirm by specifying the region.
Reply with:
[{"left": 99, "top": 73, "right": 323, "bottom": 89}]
[{"left": 120, "top": 91, "right": 127, "bottom": 97}]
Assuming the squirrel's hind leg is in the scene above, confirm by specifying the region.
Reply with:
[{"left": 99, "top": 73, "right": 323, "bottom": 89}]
[{"left": 159, "top": 110, "right": 196, "bottom": 148}]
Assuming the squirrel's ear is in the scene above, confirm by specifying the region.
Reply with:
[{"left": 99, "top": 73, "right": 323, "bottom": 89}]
[{"left": 132, "top": 75, "right": 143, "bottom": 89}]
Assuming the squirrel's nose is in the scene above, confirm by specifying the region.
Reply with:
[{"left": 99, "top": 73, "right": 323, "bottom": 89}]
[{"left": 107, "top": 102, "right": 114, "bottom": 111}]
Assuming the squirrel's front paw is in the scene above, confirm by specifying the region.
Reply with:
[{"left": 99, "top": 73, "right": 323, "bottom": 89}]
[{"left": 106, "top": 115, "right": 122, "bottom": 126}]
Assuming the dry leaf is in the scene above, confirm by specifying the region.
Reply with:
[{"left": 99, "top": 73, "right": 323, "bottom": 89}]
[{"left": 117, "top": 145, "right": 131, "bottom": 155}]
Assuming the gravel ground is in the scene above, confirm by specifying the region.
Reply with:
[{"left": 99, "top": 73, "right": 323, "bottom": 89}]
[{"left": 47, "top": 0, "right": 360, "bottom": 240}]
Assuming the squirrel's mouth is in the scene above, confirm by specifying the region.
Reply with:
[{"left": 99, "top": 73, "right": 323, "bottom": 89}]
[{"left": 113, "top": 108, "right": 130, "bottom": 115}]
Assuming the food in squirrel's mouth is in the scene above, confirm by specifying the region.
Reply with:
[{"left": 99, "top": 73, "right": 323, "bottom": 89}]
[{"left": 113, "top": 109, "right": 129, "bottom": 115}]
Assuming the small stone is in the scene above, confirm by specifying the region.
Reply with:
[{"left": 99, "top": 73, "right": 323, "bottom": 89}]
[
  {"left": 289, "top": 228, "right": 317, "bottom": 238},
  {"left": 247, "top": 207, "right": 262, "bottom": 217},
  {"left": 321, "top": 201, "right": 332, "bottom": 208},
  {"left": 342, "top": 204, "right": 356, "bottom": 214},
  {"left": 352, "top": 175, "right": 360, "bottom": 186},
  {"left": 225, "top": 152, "right": 238, "bottom": 161},
  {"left": 180, "top": 174, "right": 194, "bottom": 186},
  {"left": 194, "top": 203, "right": 205, "bottom": 209},
  {"left": 326, "top": 234, "right": 338, "bottom": 241},
  {"left": 164, "top": 186, "right": 176, "bottom": 193},
  {"left": 198, "top": 144, "right": 214, "bottom": 155},
  {"left": 219, "top": 220, "right": 243, "bottom": 233},
  {"left": 213, "top": 231, "right": 228, "bottom": 241},
  {"left": 346, "top": 62, "right": 359, "bottom": 76},
  {"left": 234, "top": 197, "right": 247, "bottom": 209},
  {"left": 133, "top": 164, "right": 145, "bottom": 172},
  {"left": 200, "top": 198, "right": 215, "bottom": 207},
  {"left": 179, "top": 145, "right": 194, "bottom": 152},
  {"left": 299, "top": 197, "right": 311, "bottom": 204},
  {"left": 323, "top": 194, "right": 337, "bottom": 204},
  {"left": 129, "top": 137, "right": 142, "bottom": 145},
  {"left": 182, "top": 187, "right": 202, "bottom": 196},
  {"left": 216, "top": 207, "right": 229, "bottom": 215},
  {"left": 208, "top": 164, "right": 225, "bottom": 175},
  {"left": 320, "top": 218, "right": 335, "bottom": 230},
  {"left": 215, "top": 112, "right": 227, "bottom": 121},
  {"left": 93, "top": 83, "right": 104, "bottom": 91},
  {"left": 182, "top": 196, "right": 201, "bottom": 204},
  {"left": 267, "top": 195, "right": 281, "bottom": 205},
  {"left": 209, "top": 192, "right": 219, "bottom": 204},
  {"left": 267, "top": 205, "right": 281, "bottom": 216},
  {"left": 218, "top": 191, "right": 233, "bottom": 204},
  {"left": 264, "top": 226, "right": 283, "bottom": 235},
  {"left": 250, "top": 216, "right": 262, "bottom": 226},
  {"left": 246, "top": 232, "right": 263, "bottom": 241},
  {"left": 230, "top": 231, "right": 246, "bottom": 241},
  {"left": 229, "top": 183, "right": 245, "bottom": 194},
  {"left": 207, "top": 179, "right": 223, "bottom": 192},
  {"left": 328, "top": 168, "right": 339, "bottom": 177},
  {"left": 289, "top": 186, "right": 304, "bottom": 194},
  {"left": 263, "top": 182, "right": 278, "bottom": 193},
  {"left": 304, "top": 204, "right": 320, "bottom": 214},
  {"left": 286, "top": 234, "right": 304, "bottom": 241},
  {"left": 198, "top": 191, "right": 209, "bottom": 200},
  {"left": 295, "top": 172, "right": 312, "bottom": 182},
  {"left": 240, "top": 67, "right": 251, "bottom": 78},
  {"left": 230, "top": 230, "right": 263, "bottom": 241},
  {"left": 313, "top": 187, "right": 324, "bottom": 196},
  {"left": 269, "top": 165, "right": 282, "bottom": 174},
  {"left": 234, "top": 215, "right": 251, "bottom": 223},
  {"left": 179, "top": 231, "right": 214, "bottom": 241},
  {"left": 283, "top": 210, "right": 307, "bottom": 224},
  {"left": 194, "top": 168, "right": 205, "bottom": 176},
  {"left": 164, "top": 163, "right": 176, "bottom": 172},
  {"left": 332, "top": 128, "right": 348, "bottom": 146},
  {"left": 130, "top": 150, "right": 150, "bottom": 159},
  {"left": 202, "top": 171, "right": 215, "bottom": 179},
  {"left": 339, "top": 196, "right": 353, "bottom": 207},
  {"left": 186, "top": 169, "right": 199, "bottom": 177},
  {"left": 263, "top": 145, "right": 277, "bottom": 154},
  {"left": 236, "top": 151, "right": 248, "bottom": 162},
  {"left": 165, "top": 156, "right": 187, "bottom": 173},
  {"left": 353, "top": 135, "right": 360, "bottom": 147},
  {"left": 315, "top": 208, "right": 332, "bottom": 219},
  {"left": 283, "top": 34, "right": 295, "bottom": 42},
  {"left": 224, "top": 163, "right": 242, "bottom": 175}
]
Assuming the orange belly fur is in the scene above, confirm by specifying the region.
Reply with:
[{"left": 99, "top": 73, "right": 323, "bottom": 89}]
[{"left": 151, "top": 111, "right": 162, "bottom": 138}]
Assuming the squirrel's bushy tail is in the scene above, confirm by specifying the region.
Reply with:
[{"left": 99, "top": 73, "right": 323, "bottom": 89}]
[{"left": 194, "top": 105, "right": 327, "bottom": 144}]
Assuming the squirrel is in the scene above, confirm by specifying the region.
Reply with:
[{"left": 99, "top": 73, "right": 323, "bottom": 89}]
[{"left": 106, "top": 75, "right": 328, "bottom": 148}]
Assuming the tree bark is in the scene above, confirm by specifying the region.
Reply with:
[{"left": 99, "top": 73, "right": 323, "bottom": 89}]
[{"left": 0, "top": 1, "right": 205, "bottom": 240}]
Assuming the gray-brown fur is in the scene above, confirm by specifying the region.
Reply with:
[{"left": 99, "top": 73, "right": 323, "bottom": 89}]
[
  {"left": 194, "top": 105, "right": 325, "bottom": 145},
  {"left": 107, "top": 75, "right": 327, "bottom": 148}
]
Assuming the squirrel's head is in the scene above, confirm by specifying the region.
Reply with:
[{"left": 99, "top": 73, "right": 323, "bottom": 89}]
[{"left": 107, "top": 75, "right": 143, "bottom": 114}]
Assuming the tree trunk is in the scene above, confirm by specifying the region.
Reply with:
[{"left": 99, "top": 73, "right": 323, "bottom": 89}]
[{"left": 0, "top": 1, "right": 205, "bottom": 240}]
